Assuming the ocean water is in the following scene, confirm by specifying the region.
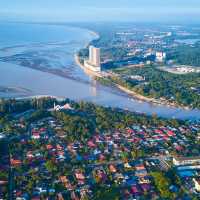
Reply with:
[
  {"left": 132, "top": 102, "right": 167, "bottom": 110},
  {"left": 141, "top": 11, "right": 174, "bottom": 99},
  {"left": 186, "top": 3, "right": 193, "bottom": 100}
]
[
  {"left": 0, "top": 22, "right": 199, "bottom": 120},
  {"left": 175, "top": 39, "right": 200, "bottom": 45},
  {"left": 0, "top": 22, "right": 95, "bottom": 82}
]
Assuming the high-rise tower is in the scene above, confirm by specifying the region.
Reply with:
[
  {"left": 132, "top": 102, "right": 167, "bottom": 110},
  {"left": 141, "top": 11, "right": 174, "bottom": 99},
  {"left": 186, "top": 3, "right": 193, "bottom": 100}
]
[
  {"left": 84, "top": 46, "right": 101, "bottom": 72},
  {"left": 89, "top": 46, "right": 101, "bottom": 68}
]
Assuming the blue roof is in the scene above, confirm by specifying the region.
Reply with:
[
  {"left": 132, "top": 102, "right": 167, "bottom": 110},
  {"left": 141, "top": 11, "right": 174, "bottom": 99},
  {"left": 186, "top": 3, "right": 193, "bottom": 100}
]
[
  {"left": 178, "top": 170, "right": 195, "bottom": 177},
  {"left": 126, "top": 177, "right": 137, "bottom": 186},
  {"left": 76, "top": 155, "right": 83, "bottom": 161}
]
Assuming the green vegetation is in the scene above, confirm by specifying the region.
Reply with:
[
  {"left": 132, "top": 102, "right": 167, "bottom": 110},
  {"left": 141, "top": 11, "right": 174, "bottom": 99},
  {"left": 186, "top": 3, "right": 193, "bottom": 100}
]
[
  {"left": 0, "top": 97, "right": 184, "bottom": 136},
  {"left": 1, "top": 97, "right": 199, "bottom": 199},
  {"left": 78, "top": 24, "right": 130, "bottom": 62},
  {"left": 168, "top": 43, "right": 200, "bottom": 67},
  {"left": 100, "top": 66, "right": 200, "bottom": 108},
  {"left": 151, "top": 172, "right": 173, "bottom": 199},
  {"left": 53, "top": 101, "right": 182, "bottom": 144},
  {"left": 93, "top": 186, "right": 120, "bottom": 200}
]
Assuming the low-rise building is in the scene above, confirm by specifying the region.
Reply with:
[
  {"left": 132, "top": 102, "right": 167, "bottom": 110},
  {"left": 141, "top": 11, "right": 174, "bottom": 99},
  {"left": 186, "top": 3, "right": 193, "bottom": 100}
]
[
  {"left": 173, "top": 156, "right": 200, "bottom": 166},
  {"left": 156, "top": 52, "right": 166, "bottom": 62},
  {"left": 193, "top": 177, "right": 200, "bottom": 192}
]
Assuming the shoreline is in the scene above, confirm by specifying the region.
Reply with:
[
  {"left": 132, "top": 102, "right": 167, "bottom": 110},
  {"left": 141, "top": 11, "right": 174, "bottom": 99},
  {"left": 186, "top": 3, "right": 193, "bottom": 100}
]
[
  {"left": 115, "top": 84, "right": 190, "bottom": 110},
  {"left": 105, "top": 78, "right": 192, "bottom": 110},
  {"left": 73, "top": 28, "right": 192, "bottom": 111},
  {"left": 88, "top": 30, "right": 100, "bottom": 40},
  {"left": 75, "top": 54, "right": 191, "bottom": 110},
  {"left": 0, "top": 22, "right": 196, "bottom": 112},
  {"left": 74, "top": 54, "right": 103, "bottom": 78}
]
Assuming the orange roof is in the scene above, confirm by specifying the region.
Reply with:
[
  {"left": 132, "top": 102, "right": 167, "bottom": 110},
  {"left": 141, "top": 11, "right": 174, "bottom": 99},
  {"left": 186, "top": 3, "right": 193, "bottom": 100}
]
[
  {"left": 46, "top": 144, "right": 53, "bottom": 149},
  {"left": 60, "top": 176, "right": 68, "bottom": 183},
  {"left": 109, "top": 165, "right": 117, "bottom": 173},
  {"left": 135, "top": 165, "right": 145, "bottom": 171},
  {"left": 11, "top": 159, "right": 22, "bottom": 166},
  {"left": 75, "top": 172, "right": 85, "bottom": 180}
]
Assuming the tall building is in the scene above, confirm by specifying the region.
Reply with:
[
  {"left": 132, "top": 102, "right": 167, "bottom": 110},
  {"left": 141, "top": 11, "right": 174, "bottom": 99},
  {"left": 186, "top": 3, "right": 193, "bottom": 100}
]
[
  {"left": 89, "top": 46, "right": 101, "bottom": 67},
  {"left": 89, "top": 46, "right": 94, "bottom": 64},
  {"left": 84, "top": 46, "right": 101, "bottom": 72}
]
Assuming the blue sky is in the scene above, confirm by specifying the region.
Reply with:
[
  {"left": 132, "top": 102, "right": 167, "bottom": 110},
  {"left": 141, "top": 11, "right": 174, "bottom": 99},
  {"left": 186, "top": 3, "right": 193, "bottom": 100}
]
[{"left": 0, "top": 0, "right": 199, "bottom": 22}]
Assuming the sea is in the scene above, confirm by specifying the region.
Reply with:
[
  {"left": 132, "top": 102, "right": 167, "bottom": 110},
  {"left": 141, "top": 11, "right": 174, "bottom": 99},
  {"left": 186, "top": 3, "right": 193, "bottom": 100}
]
[{"left": 0, "top": 22, "right": 199, "bottom": 120}]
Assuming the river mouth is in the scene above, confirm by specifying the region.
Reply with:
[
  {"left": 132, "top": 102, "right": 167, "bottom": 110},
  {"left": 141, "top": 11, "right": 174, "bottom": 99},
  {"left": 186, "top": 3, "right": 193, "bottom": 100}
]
[{"left": 0, "top": 22, "right": 199, "bottom": 120}]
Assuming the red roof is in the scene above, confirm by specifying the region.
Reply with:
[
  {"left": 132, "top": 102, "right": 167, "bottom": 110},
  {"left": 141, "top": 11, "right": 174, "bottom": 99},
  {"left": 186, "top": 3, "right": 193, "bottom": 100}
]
[
  {"left": 175, "top": 145, "right": 183, "bottom": 151},
  {"left": 167, "top": 130, "right": 175, "bottom": 136},
  {"left": 46, "top": 144, "right": 53, "bottom": 150},
  {"left": 131, "top": 186, "right": 139, "bottom": 194},
  {"left": 127, "top": 129, "right": 134, "bottom": 134},
  {"left": 155, "top": 129, "right": 163, "bottom": 134},
  {"left": 16, "top": 191, "right": 22, "bottom": 197},
  {"left": 33, "top": 133, "right": 40, "bottom": 136},
  {"left": 40, "top": 128, "right": 46, "bottom": 131},
  {"left": 162, "top": 136, "right": 169, "bottom": 140},
  {"left": 87, "top": 140, "right": 96, "bottom": 148}
]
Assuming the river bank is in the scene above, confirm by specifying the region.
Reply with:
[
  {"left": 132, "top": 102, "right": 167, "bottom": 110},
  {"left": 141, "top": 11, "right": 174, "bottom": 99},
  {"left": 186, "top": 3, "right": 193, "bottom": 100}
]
[
  {"left": 75, "top": 54, "right": 191, "bottom": 110},
  {"left": 115, "top": 83, "right": 190, "bottom": 110},
  {"left": 97, "top": 76, "right": 192, "bottom": 110},
  {"left": 74, "top": 54, "right": 103, "bottom": 78},
  {"left": 1, "top": 22, "right": 199, "bottom": 120},
  {"left": 74, "top": 27, "right": 193, "bottom": 110}
]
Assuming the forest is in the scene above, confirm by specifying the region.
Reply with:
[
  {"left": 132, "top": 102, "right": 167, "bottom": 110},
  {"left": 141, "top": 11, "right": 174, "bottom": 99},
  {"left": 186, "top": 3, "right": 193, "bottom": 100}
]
[
  {"left": 101, "top": 66, "right": 200, "bottom": 109},
  {"left": 168, "top": 43, "right": 200, "bottom": 67}
]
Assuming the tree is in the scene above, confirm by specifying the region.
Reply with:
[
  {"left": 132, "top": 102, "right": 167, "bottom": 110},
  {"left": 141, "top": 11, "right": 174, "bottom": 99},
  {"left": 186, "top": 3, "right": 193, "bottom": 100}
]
[{"left": 151, "top": 171, "right": 174, "bottom": 199}]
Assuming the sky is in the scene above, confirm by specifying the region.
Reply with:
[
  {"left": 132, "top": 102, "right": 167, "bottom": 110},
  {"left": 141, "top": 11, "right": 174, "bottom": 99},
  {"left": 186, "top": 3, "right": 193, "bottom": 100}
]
[{"left": 0, "top": 0, "right": 200, "bottom": 23}]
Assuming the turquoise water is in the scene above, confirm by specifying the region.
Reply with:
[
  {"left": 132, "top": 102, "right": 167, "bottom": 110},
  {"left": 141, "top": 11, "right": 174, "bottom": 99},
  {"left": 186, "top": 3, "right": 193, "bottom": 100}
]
[
  {"left": 0, "top": 22, "right": 199, "bottom": 120},
  {"left": 0, "top": 22, "right": 93, "bottom": 46},
  {"left": 175, "top": 39, "right": 200, "bottom": 45}
]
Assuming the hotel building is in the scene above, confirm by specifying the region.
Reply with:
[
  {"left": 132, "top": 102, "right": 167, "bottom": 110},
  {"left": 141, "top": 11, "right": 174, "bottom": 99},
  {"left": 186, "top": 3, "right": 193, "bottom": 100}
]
[{"left": 84, "top": 46, "right": 101, "bottom": 72}]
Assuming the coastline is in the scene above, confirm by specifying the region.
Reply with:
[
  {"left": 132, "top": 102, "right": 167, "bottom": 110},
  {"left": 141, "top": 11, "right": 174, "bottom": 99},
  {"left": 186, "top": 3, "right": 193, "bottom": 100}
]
[
  {"left": 115, "top": 84, "right": 190, "bottom": 110},
  {"left": 75, "top": 54, "right": 191, "bottom": 110},
  {"left": 104, "top": 77, "right": 191, "bottom": 110},
  {"left": 0, "top": 22, "right": 196, "bottom": 112},
  {"left": 15, "top": 27, "right": 102, "bottom": 84},
  {"left": 88, "top": 30, "right": 100, "bottom": 40},
  {"left": 74, "top": 54, "right": 103, "bottom": 78},
  {"left": 74, "top": 28, "right": 192, "bottom": 110}
]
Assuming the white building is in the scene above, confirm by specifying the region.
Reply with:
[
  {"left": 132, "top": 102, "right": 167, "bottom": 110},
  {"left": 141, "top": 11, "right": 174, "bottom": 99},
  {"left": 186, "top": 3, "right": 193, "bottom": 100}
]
[
  {"left": 54, "top": 103, "right": 73, "bottom": 111},
  {"left": 156, "top": 52, "right": 166, "bottom": 62},
  {"left": 84, "top": 46, "right": 101, "bottom": 72},
  {"left": 89, "top": 46, "right": 100, "bottom": 67},
  {"left": 193, "top": 178, "right": 200, "bottom": 192},
  {"left": 0, "top": 133, "right": 6, "bottom": 139},
  {"left": 173, "top": 156, "right": 200, "bottom": 166},
  {"left": 130, "top": 75, "right": 145, "bottom": 81},
  {"left": 31, "top": 134, "right": 40, "bottom": 140}
]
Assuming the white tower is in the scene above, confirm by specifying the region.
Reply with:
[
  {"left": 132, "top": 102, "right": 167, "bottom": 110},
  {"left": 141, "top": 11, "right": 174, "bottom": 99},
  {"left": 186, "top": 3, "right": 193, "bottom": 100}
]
[{"left": 89, "top": 46, "right": 101, "bottom": 68}]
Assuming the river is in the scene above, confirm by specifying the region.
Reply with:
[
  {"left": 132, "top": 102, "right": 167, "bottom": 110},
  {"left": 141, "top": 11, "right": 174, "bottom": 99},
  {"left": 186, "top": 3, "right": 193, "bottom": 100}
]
[{"left": 0, "top": 22, "right": 199, "bottom": 120}]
